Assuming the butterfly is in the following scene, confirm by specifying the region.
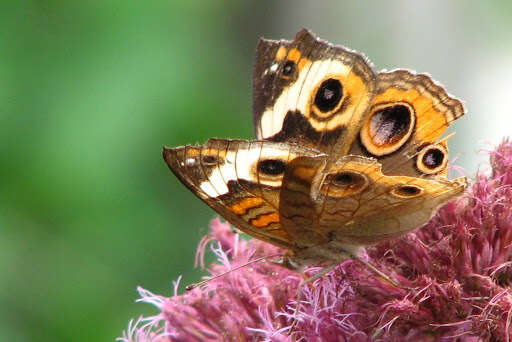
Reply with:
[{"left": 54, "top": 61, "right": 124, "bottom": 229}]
[{"left": 163, "top": 29, "right": 467, "bottom": 278}]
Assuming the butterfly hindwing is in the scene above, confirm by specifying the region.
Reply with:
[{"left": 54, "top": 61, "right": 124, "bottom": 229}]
[
  {"left": 350, "top": 69, "right": 465, "bottom": 178},
  {"left": 280, "top": 154, "right": 467, "bottom": 247}
]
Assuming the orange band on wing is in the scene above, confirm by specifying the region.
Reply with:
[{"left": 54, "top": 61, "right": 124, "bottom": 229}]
[
  {"left": 230, "top": 197, "right": 264, "bottom": 215},
  {"left": 276, "top": 46, "right": 287, "bottom": 61},
  {"left": 287, "top": 48, "right": 301, "bottom": 63},
  {"left": 250, "top": 212, "right": 280, "bottom": 228}
]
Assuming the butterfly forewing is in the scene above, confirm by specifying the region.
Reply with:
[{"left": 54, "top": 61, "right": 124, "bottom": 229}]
[
  {"left": 253, "top": 29, "right": 377, "bottom": 157},
  {"left": 163, "top": 139, "right": 323, "bottom": 249},
  {"left": 254, "top": 32, "right": 465, "bottom": 180}
]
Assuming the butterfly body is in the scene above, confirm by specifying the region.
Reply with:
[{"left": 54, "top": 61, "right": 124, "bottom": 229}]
[{"left": 163, "top": 29, "right": 467, "bottom": 272}]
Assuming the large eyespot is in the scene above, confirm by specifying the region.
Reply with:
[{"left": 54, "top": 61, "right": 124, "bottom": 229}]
[
  {"left": 257, "top": 159, "right": 287, "bottom": 175},
  {"left": 416, "top": 144, "right": 448, "bottom": 175},
  {"left": 360, "top": 102, "right": 416, "bottom": 156},
  {"left": 389, "top": 184, "right": 423, "bottom": 198},
  {"left": 312, "top": 78, "right": 343, "bottom": 116},
  {"left": 282, "top": 60, "right": 295, "bottom": 77},
  {"left": 322, "top": 170, "right": 369, "bottom": 197}
]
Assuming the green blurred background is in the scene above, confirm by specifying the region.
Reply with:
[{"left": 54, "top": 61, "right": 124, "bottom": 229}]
[{"left": 2, "top": 1, "right": 512, "bottom": 341}]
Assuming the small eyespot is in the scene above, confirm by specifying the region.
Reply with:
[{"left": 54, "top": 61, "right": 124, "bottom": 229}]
[
  {"left": 416, "top": 144, "right": 448, "bottom": 174},
  {"left": 333, "top": 172, "right": 354, "bottom": 186},
  {"left": 391, "top": 185, "right": 423, "bottom": 198},
  {"left": 282, "top": 60, "right": 295, "bottom": 76},
  {"left": 422, "top": 148, "right": 444, "bottom": 169},
  {"left": 202, "top": 155, "right": 217, "bottom": 165},
  {"left": 258, "top": 159, "right": 286, "bottom": 175},
  {"left": 332, "top": 171, "right": 366, "bottom": 188},
  {"left": 314, "top": 78, "right": 343, "bottom": 113},
  {"left": 322, "top": 170, "right": 368, "bottom": 196}
]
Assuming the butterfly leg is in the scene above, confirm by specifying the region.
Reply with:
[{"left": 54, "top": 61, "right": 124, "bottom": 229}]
[
  {"left": 348, "top": 253, "right": 401, "bottom": 288},
  {"left": 270, "top": 251, "right": 301, "bottom": 271},
  {"left": 289, "top": 263, "right": 337, "bottom": 333},
  {"left": 185, "top": 253, "right": 282, "bottom": 291}
]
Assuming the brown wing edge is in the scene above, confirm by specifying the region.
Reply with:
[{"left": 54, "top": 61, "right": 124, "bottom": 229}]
[{"left": 378, "top": 69, "right": 466, "bottom": 122}]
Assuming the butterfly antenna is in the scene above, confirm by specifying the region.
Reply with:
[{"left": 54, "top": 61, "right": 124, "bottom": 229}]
[{"left": 185, "top": 253, "right": 283, "bottom": 291}]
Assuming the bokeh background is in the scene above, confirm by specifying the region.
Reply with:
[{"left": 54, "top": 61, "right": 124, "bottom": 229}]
[{"left": 2, "top": 1, "right": 512, "bottom": 341}]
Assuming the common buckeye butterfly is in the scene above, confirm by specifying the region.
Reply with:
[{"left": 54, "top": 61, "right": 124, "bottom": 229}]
[{"left": 163, "top": 29, "right": 466, "bottom": 282}]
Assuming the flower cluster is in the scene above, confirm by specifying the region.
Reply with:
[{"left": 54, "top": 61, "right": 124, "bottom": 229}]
[{"left": 120, "top": 140, "right": 512, "bottom": 341}]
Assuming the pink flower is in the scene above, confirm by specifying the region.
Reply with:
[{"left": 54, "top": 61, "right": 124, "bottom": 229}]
[{"left": 120, "top": 140, "right": 512, "bottom": 342}]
